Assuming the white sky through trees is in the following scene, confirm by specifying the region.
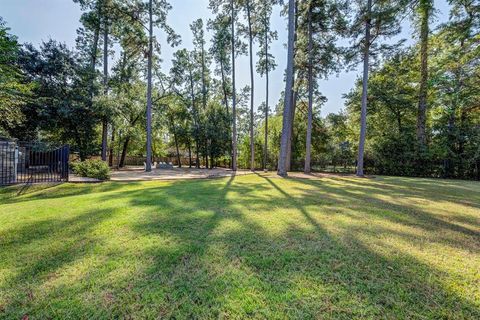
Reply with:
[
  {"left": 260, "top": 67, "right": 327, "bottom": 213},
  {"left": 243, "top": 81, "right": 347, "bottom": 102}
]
[{"left": 2, "top": 0, "right": 450, "bottom": 116}]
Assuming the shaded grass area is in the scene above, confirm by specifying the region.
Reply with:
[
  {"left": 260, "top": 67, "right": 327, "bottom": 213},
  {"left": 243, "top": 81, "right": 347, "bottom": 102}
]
[{"left": 0, "top": 174, "right": 479, "bottom": 319}]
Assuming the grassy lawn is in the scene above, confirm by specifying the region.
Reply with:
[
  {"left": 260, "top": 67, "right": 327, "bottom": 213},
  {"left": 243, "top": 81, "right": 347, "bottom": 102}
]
[{"left": 1, "top": 174, "right": 479, "bottom": 319}]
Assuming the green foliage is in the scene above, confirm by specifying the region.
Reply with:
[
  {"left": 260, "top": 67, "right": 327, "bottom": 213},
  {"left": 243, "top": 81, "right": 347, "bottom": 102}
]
[
  {"left": 72, "top": 159, "right": 111, "bottom": 180},
  {"left": 17, "top": 41, "right": 101, "bottom": 159},
  {"left": 0, "top": 18, "right": 33, "bottom": 134},
  {"left": 255, "top": 0, "right": 277, "bottom": 76},
  {"left": 346, "top": 0, "right": 407, "bottom": 63},
  {"left": 295, "top": 0, "right": 347, "bottom": 80},
  {"left": 343, "top": 13, "right": 480, "bottom": 179},
  {"left": 322, "top": 112, "right": 355, "bottom": 170},
  {"left": 1, "top": 0, "right": 478, "bottom": 180},
  {"left": 238, "top": 103, "right": 330, "bottom": 171}
]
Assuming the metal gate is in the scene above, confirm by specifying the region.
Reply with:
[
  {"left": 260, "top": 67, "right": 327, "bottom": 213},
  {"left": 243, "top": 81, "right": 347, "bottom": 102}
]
[{"left": 0, "top": 140, "right": 69, "bottom": 185}]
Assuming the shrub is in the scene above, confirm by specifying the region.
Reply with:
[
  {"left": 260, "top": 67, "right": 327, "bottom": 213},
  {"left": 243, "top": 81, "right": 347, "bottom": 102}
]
[{"left": 72, "top": 159, "right": 110, "bottom": 180}]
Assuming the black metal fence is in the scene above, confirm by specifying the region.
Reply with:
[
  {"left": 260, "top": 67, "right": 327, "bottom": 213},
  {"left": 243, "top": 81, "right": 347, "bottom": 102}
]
[
  {"left": 0, "top": 140, "right": 69, "bottom": 186},
  {"left": 289, "top": 159, "right": 358, "bottom": 174}
]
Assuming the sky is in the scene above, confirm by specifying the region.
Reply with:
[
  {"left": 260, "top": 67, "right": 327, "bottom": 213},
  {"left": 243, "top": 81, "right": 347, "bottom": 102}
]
[{"left": 2, "top": 0, "right": 451, "bottom": 116}]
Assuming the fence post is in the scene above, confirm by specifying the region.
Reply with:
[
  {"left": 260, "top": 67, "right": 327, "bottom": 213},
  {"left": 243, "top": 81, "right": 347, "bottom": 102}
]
[{"left": 65, "top": 145, "right": 70, "bottom": 182}]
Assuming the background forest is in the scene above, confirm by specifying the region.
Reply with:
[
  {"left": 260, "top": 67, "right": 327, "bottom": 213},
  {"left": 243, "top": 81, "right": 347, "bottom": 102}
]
[{"left": 1, "top": 0, "right": 479, "bottom": 179}]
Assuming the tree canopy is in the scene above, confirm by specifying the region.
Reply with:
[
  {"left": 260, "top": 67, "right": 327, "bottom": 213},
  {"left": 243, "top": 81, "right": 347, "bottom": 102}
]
[{"left": 0, "top": 0, "right": 478, "bottom": 179}]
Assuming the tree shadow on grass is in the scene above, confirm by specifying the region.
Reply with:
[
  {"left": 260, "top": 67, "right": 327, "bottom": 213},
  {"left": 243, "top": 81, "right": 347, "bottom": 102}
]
[
  {"left": 232, "top": 175, "right": 479, "bottom": 317},
  {"left": 119, "top": 174, "right": 480, "bottom": 318},
  {"left": 289, "top": 176, "right": 480, "bottom": 244},
  {"left": 1, "top": 175, "right": 479, "bottom": 318},
  {"left": 338, "top": 175, "right": 480, "bottom": 211},
  {"left": 0, "top": 182, "right": 142, "bottom": 205},
  {"left": 0, "top": 208, "right": 117, "bottom": 318}
]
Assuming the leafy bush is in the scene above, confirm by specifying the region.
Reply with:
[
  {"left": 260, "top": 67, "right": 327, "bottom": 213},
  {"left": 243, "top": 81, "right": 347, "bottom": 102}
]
[{"left": 72, "top": 159, "right": 110, "bottom": 180}]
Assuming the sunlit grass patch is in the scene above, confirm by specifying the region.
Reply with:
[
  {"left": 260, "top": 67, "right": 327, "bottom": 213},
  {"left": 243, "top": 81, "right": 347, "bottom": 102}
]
[{"left": 1, "top": 175, "right": 479, "bottom": 318}]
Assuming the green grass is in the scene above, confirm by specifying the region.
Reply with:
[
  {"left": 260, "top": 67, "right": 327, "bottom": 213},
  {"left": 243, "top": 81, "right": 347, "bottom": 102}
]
[{"left": 1, "top": 174, "right": 479, "bottom": 319}]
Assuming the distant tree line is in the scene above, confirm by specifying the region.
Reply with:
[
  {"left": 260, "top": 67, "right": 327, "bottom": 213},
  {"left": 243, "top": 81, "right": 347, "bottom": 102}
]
[{"left": 0, "top": 0, "right": 478, "bottom": 179}]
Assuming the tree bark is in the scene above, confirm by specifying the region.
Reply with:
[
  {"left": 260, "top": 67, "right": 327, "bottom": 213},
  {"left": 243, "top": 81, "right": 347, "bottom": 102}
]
[
  {"left": 458, "top": 108, "right": 466, "bottom": 177},
  {"left": 286, "top": 91, "right": 296, "bottom": 171},
  {"left": 89, "top": 18, "right": 100, "bottom": 101},
  {"left": 119, "top": 135, "right": 130, "bottom": 168},
  {"left": 188, "top": 68, "right": 200, "bottom": 168},
  {"left": 201, "top": 28, "right": 208, "bottom": 110},
  {"left": 278, "top": 0, "right": 296, "bottom": 177},
  {"left": 304, "top": 4, "right": 313, "bottom": 174},
  {"left": 416, "top": 0, "right": 430, "bottom": 151},
  {"left": 246, "top": 0, "right": 255, "bottom": 171},
  {"left": 145, "top": 0, "right": 153, "bottom": 172},
  {"left": 454, "top": 38, "right": 466, "bottom": 177},
  {"left": 200, "top": 29, "right": 208, "bottom": 170},
  {"left": 170, "top": 116, "right": 181, "bottom": 168},
  {"left": 205, "top": 149, "right": 209, "bottom": 169},
  {"left": 210, "top": 147, "right": 214, "bottom": 169},
  {"left": 220, "top": 58, "right": 229, "bottom": 116},
  {"left": 264, "top": 14, "right": 269, "bottom": 172},
  {"left": 445, "top": 111, "right": 456, "bottom": 177},
  {"left": 188, "top": 140, "right": 192, "bottom": 168},
  {"left": 356, "top": 0, "right": 372, "bottom": 177},
  {"left": 101, "top": 18, "right": 109, "bottom": 161},
  {"left": 231, "top": 0, "right": 238, "bottom": 171},
  {"left": 220, "top": 57, "right": 233, "bottom": 169},
  {"left": 90, "top": 7, "right": 100, "bottom": 160},
  {"left": 108, "top": 126, "right": 115, "bottom": 166},
  {"left": 286, "top": 0, "right": 298, "bottom": 172}
]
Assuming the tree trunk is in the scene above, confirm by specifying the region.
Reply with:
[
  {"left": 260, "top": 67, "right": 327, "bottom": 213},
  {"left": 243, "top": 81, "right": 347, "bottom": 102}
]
[
  {"left": 200, "top": 28, "right": 210, "bottom": 171},
  {"left": 101, "top": 122, "right": 108, "bottom": 161},
  {"left": 304, "top": 5, "right": 313, "bottom": 174},
  {"left": 119, "top": 136, "right": 130, "bottom": 168},
  {"left": 168, "top": 114, "right": 181, "bottom": 168},
  {"left": 74, "top": 127, "right": 86, "bottom": 161},
  {"left": 220, "top": 58, "right": 233, "bottom": 168},
  {"left": 246, "top": 0, "right": 255, "bottom": 171},
  {"left": 445, "top": 111, "right": 456, "bottom": 177},
  {"left": 201, "top": 36, "right": 207, "bottom": 110},
  {"left": 89, "top": 20, "right": 100, "bottom": 101},
  {"left": 101, "top": 18, "right": 109, "bottom": 161},
  {"left": 278, "top": 0, "right": 296, "bottom": 177},
  {"left": 188, "top": 68, "right": 200, "bottom": 168},
  {"left": 458, "top": 109, "right": 466, "bottom": 177},
  {"left": 110, "top": 52, "right": 126, "bottom": 168},
  {"left": 416, "top": 0, "right": 430, "bottom": 151},
  {"left": 205, "top": 150, "right": 209, "bottom": 169},
  {"left": 108, "top": 126, "right": 115, "bottom": 166},
  {"left": 220, "top": 58, "right": 229, "bottom": 116},
  {"left": 188, "top": 140, "right": 192, "bottom": 168},
  {"left": 286, "top": 0, "right": 298, "bottom": 172},
  {"left": 231, "top": 0, "right": 237, "bottom": 171},
  {"left": 90, "top": 9, "right": 100, "bottom": 160},
  {"left": 356, "top": 0, "right": 372, "bottom": 177},
  {"left": 455, "top": 37, "right": 466, "bottom": 177},
  {"left": 396, "top": 112, "right": 403, "bottom": 134},
  {"left": 264, "top": 16, "right": 269, "bottom": 172},
  {"left": 195, "top": 133, "right": 200, "bottom": 168},
  {"left": 476, "top": 159, "right": 480, "bottom": 181},
  {"left": 171, "top": 118, "right": 181, "bottom": 168},
  {"left": 286, "top": 90, "right": 296, "bottom": 171},
  {"left": 145, "top": 0, "right": 153, "bottom": 172}
]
